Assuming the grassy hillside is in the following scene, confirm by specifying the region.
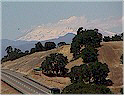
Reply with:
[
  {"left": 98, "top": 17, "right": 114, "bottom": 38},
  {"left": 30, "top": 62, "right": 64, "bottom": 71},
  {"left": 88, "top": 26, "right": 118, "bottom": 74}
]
[{"left": 1, "top": 41, "right": 123, "bottom": 93}]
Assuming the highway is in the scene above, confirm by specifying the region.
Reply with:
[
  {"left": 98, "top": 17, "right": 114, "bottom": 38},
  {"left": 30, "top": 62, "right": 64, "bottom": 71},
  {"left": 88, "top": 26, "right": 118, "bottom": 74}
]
[{"left": 1, "top": 69, "right": 51, "bottom": 94}]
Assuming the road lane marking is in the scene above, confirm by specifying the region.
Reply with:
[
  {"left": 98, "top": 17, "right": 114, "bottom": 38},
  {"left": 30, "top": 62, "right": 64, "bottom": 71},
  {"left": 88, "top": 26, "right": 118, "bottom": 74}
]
[
  {"left": 2, "top": 75, "right": 30, "bottom": 94},
  {"left": 2, "top": 71, "right": 50, "bottom": 94},
  {"left": 3, "top": 73, "right": 27, "bottom": 89},
  {"left": 3, "top": 73, "right": 19, "bottom": 84}
]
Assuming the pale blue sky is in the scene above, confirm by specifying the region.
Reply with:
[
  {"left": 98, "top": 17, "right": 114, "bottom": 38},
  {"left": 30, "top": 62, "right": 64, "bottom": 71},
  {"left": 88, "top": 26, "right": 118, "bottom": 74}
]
[{"left": 2, "top": 1, "right": 123, "bottom": 40}]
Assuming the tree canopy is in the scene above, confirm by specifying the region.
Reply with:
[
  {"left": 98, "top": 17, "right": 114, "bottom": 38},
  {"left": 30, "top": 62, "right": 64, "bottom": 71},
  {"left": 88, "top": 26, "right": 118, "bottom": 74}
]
[
  {"left": 68, "top": 62, "right": 110, "bottom": 85},
  {"left": 30, "top": 48, "right": 36, "bottom": 54},
  {"left": 68, "top": 64, "right": 91, "bottom": 83},
  {"left": 70, "top": 28, "right": 102, "bottom": 59},
  {"left": 35, "top": 42, "right": 45, "bottom": 52},
  {"left": 45, "top": 42, "right": 56, "bottom": 50},
  {"left": 41, "top": 53, "right": 68, "bottom": 76},
  {"left": 120, "top": 54, "right": 123, "bottom": 64},
  {"left": 81, "top": 46, "right": 98, "bottom": 63},
  {"left": 57, "top": 42, "right": 66, "bottom": 47},
  {"left": 1, "top": 46, "right": 28, "bottom": 63},
  {"left": 88, "top": 61, "right": 110, "bottom": 85},
  {"left": 103, "top": 36, "right": 111, "bottom": 42},
  {"left": 61, "top": 82, "right": 112, "bottom": 94}
]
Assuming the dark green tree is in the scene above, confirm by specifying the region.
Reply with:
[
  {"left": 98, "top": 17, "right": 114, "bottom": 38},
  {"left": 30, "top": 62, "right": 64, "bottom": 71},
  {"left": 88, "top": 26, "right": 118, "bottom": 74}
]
[
  {"left": 70, "top": 28, "right": 102, "bottom": 59},
  {"left": 61, "top": 82, "right": 112, "bottom": 94},
  {"left": 82, "top": 29, "right": 102, "bottom": 48},
  {"left": 68, "top": 66, "right": 82, "bottom": 83},
  {"left": 103, "top": 36, "right": 111, "bottom": 42},
  {"left": 81, "top": 46, "right": 98, "bottom": 63},
  {"left": 68, "top": 62, "right": 111, "bottom": 85},
  {"left": 70, "top": 41, "right": 81, "bottom": 59},
  {"left": 41, "top": 53, "right": 68, "bottom": 76},
  {"left": 14, "top": 48, "right": 21, "bottom": 54},
  {"left": 35, "top": 42, "right": 45, "bottom": 52},
  {"left": 70, "top": 30, "right": 83, "bottom": 59},
  {"left": 120, "top": 88, "right": 123, "bottom": 94},
  {"left": 77, "top": 27, "right": 83, "bottom": 34},
  {"left": 112, "top": 34, "right": 122, "bottom": 41},
  {"left": 1, "top": 56, "right": 8, "bottom": 63},
  {"left": 6, "top": 47, "right": 23, "bottom": 61},
  {"left": 89, "top": 61, "right": 110, "bottom": 84},
  {"left": 41, "top": 56, "right": 53, "bottom": 74},
  {"left": 45, "top": 42, "right": 56, "bottom": 50},
  {"left": 68, "top": 64, "right": 91, "bottom": 83},
  {"left": 5, "top": 46, "right": 13, "bottom": 57},
  {"left": 25, "top": 50, "right": 29, "bottom": 55},
  {"left": 30, "top": 48, "right": 36, "bottom": 54},
  {"left": 57, "top": 42, "right": 66, "bottom": 47},
  {"left": 120, "top": 33, "right": 123, "bottom": 41},
  {"left": 120, "top": 54, "right": 123, "bottom": 64}
]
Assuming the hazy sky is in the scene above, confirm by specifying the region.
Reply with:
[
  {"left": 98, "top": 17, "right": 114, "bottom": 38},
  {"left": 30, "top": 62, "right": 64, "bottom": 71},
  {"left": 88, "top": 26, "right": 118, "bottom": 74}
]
[{"left": 2, "top": 1, "right": 123, "bottom": 40}]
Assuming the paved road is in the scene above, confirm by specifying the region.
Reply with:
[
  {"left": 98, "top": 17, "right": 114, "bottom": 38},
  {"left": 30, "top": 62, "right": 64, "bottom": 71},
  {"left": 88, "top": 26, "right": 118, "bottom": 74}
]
[{"left": 1, "top": 69, "right": 51, "bottom": 94}]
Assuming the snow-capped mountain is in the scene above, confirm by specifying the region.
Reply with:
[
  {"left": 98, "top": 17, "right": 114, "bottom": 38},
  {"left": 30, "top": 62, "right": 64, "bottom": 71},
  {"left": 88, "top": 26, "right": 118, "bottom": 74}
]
[
  {"left": 17, "top": 16, "right": 122, "bottom": 41},
  {"left": 18, "top": 26, "right": 75, "bottom": 41}
]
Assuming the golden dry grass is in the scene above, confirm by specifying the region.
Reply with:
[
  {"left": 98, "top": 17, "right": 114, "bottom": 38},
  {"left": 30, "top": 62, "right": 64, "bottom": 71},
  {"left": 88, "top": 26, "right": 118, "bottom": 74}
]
[{"left": 1, "top": 41, "right": 123, "bottom": 93}]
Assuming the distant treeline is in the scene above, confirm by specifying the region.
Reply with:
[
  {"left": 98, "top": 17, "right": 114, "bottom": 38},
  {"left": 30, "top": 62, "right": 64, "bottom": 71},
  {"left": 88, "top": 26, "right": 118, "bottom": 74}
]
[
  {"left": 103, "top": 33, "right": 123, "bottom": 42},
  {"left": 1, "top": 42, "right": 67, "bottom": 63}
]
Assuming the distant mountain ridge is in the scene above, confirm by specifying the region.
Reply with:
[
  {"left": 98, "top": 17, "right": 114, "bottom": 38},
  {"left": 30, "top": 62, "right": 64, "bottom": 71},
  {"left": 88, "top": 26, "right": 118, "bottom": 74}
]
[{"left": 1, "top": 33, "right": 75, "bottom": 58}]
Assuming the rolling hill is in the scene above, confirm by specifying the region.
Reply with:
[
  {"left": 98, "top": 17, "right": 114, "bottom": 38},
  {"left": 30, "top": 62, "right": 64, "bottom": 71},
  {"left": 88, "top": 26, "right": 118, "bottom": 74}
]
[{"left": 1, "top": 41, "right": 123, "bottom": 94}]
